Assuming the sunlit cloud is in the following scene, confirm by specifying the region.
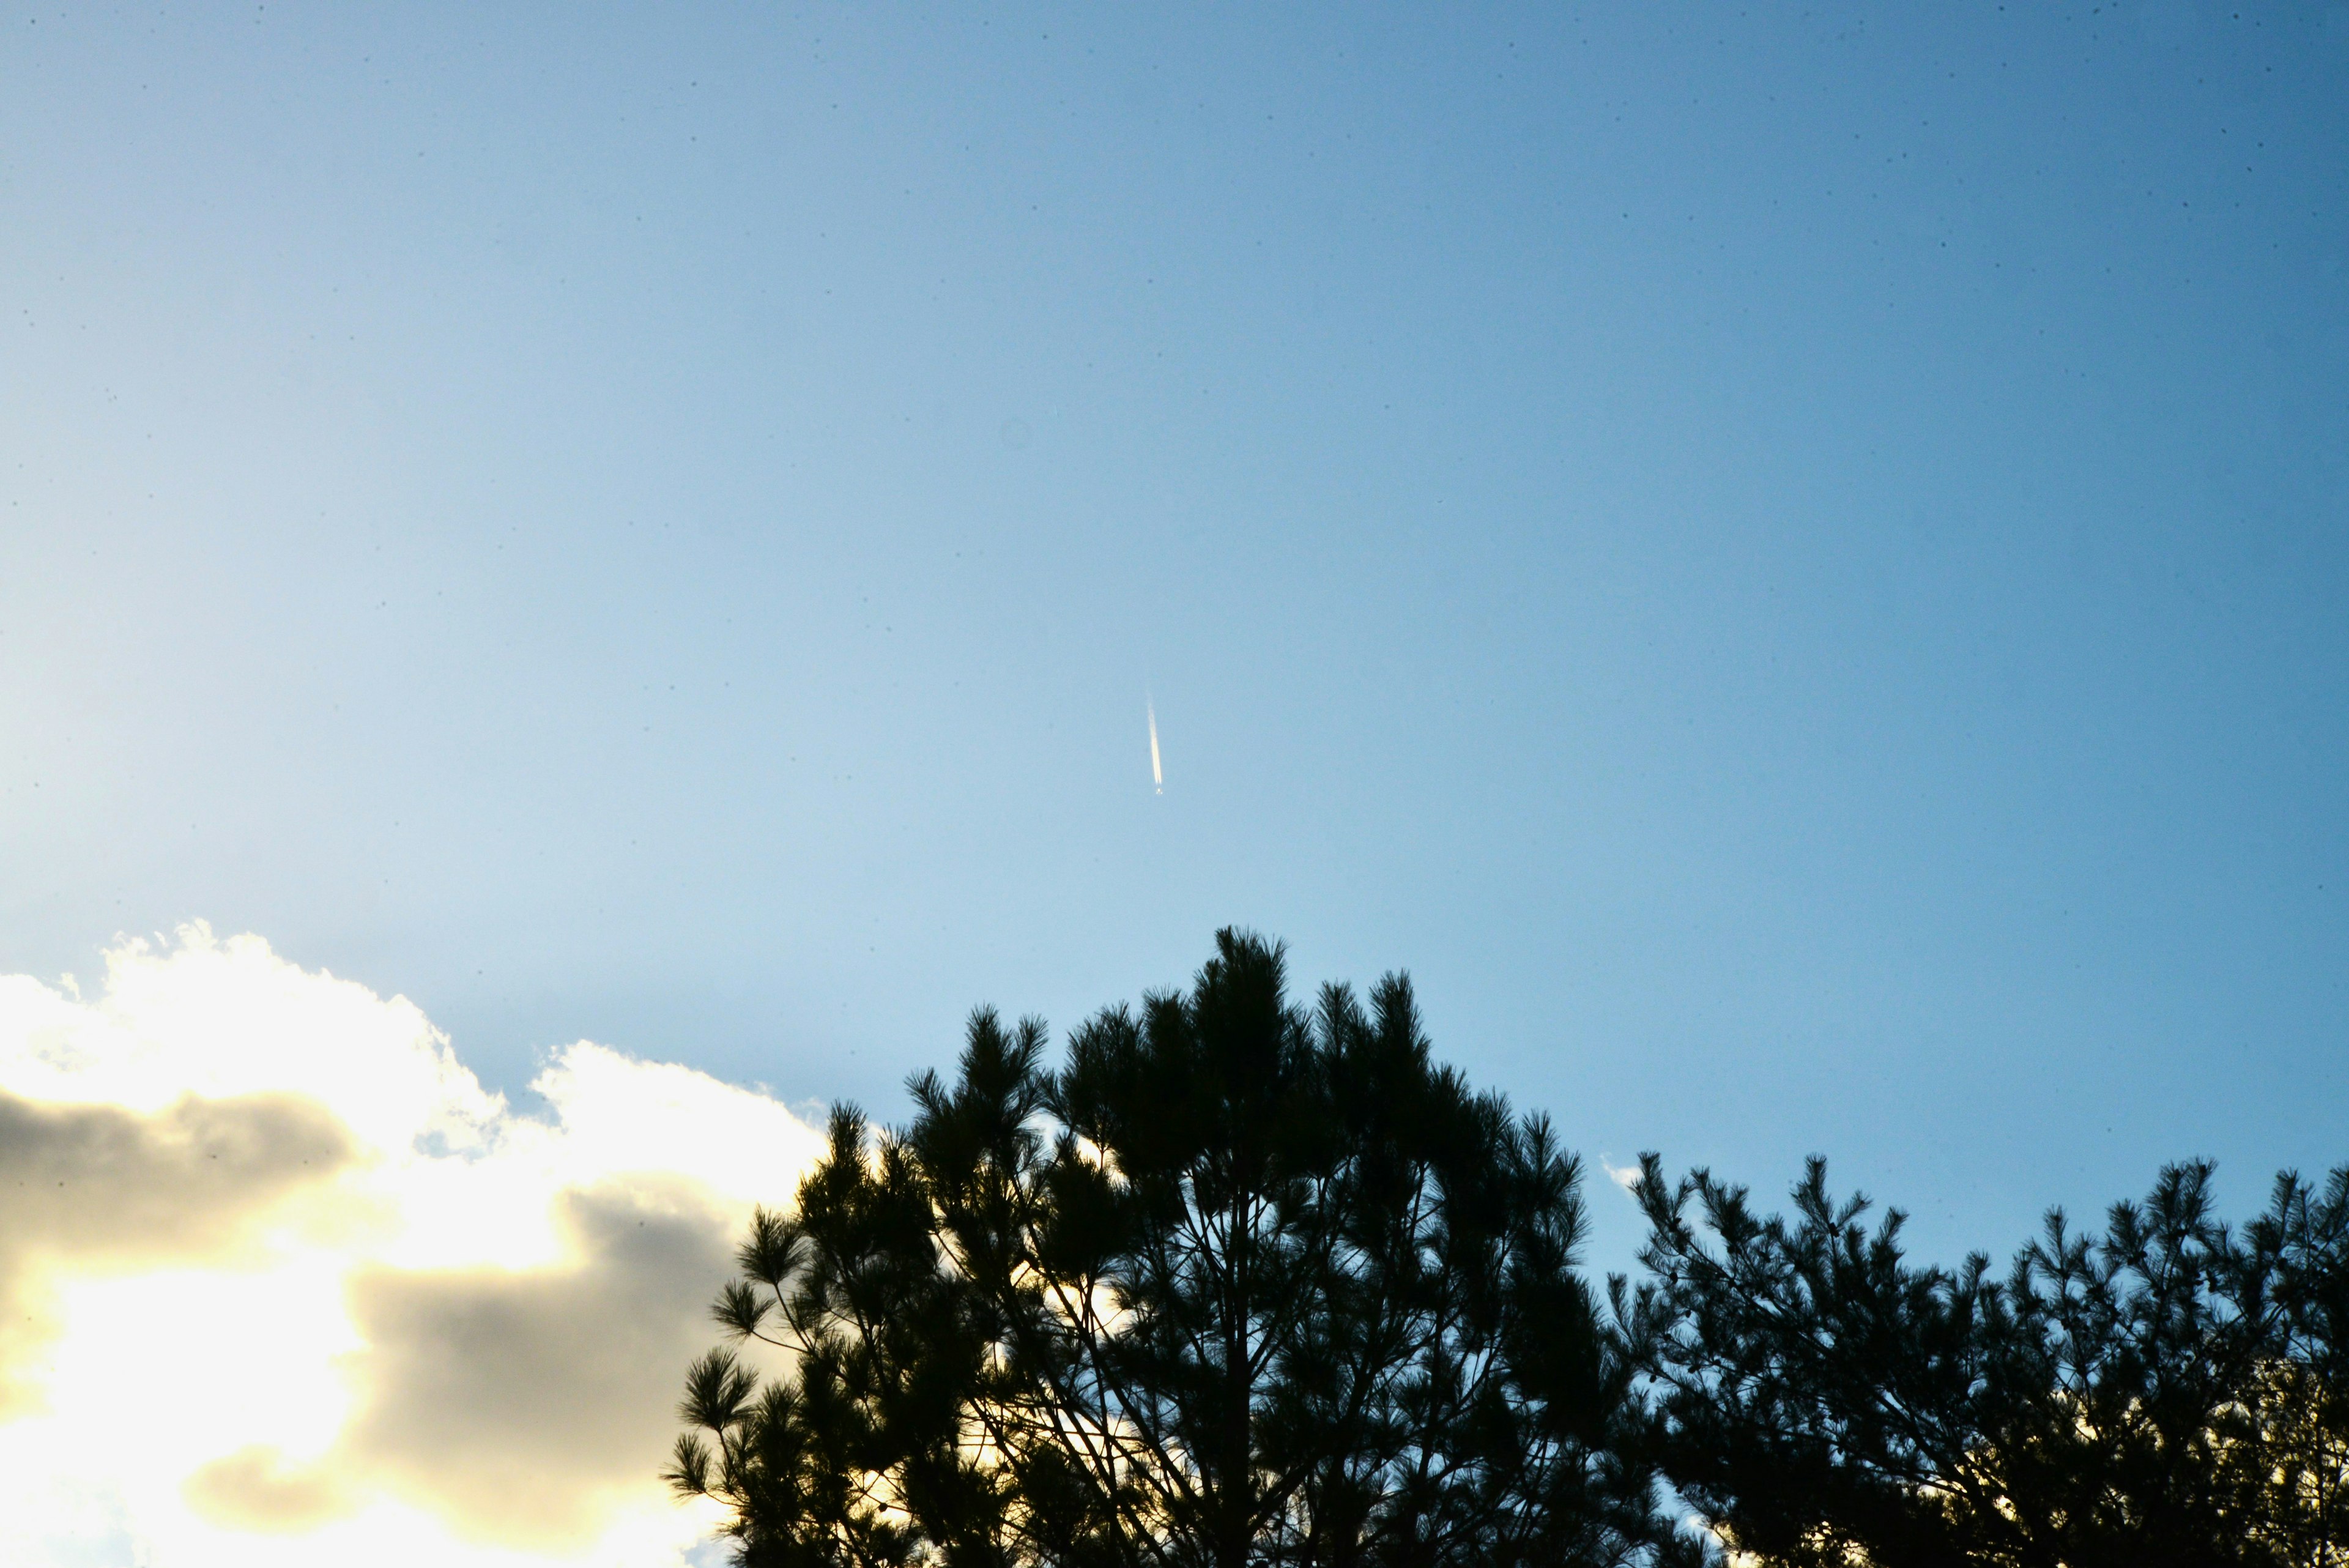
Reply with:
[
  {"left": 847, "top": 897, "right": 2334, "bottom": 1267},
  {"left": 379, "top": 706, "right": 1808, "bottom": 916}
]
[
  {"left": 0, "top": 924, "right": 825, "bottom": 1567},
  {"left": 1599, "top": 1156, "right": 1643, "bottom": 1196}
]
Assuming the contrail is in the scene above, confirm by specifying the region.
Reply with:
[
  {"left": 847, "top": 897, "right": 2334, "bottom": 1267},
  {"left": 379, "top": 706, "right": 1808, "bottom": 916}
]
[{"left": 1146, "top": 696, "right": 1163, "bottom": 793}]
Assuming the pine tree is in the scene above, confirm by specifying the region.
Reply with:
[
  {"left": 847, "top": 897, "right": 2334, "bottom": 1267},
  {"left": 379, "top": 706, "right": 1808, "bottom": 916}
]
[
  {"left": 669, "top": 930, "right": 1682, "bottom": 1568},
  {"left": 1623, "top": 1154, "right": 2349, "bottom": 1567}
]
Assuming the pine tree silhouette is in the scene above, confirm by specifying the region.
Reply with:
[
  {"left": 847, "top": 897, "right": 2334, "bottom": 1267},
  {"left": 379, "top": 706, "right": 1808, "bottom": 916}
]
[
  {"left": 669, "top": 930, "right": 1685, "bottom": 1568},
  {"left": 1624, "top": 1154, "right": 2349, "bottom": 1567}
]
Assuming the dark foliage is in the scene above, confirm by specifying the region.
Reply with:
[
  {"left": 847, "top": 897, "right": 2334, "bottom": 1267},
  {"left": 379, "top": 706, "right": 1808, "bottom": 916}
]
[
  {"left": 1624, "top": 1153, "right": 2349, "bottom": 1567},
  {"left": 670, "top": 930, "right": 1682, "bottom": 1568}
]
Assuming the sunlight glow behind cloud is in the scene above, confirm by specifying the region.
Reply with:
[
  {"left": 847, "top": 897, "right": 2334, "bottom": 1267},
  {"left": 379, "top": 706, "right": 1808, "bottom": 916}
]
[{"left": 0, "top": 925, "right": 825, "bottom": 1567}]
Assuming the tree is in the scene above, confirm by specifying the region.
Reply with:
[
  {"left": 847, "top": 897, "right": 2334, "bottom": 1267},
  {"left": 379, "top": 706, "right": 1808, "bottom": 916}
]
[
  {"left": 1623, "top": 1153, "right": 2349, "bottom": 1568},
  {"left": 670, "top": 929, "right": 1683, "bottom": 1568}
]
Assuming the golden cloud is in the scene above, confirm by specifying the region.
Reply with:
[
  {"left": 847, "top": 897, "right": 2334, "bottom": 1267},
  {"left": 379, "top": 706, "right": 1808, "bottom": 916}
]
[
  {"left": 0, "top": 926, "right": 825, "bottom": 1567},
  {"left": 0, "top": 1089, "right": 353, "bottom": 1416},
  {"left": 335, "top": 1181, "right": 737, "bottom": 1549}
]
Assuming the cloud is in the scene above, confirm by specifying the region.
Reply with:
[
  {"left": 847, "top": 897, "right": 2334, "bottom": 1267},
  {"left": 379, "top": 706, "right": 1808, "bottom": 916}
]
[
  {"left": 0, "top": 1088, "right": 353, "bottom": 1416},
  {"left": 0, "top": 924, "right": 826, "bottom": 1567},
  {"left": 182, "top": 1446, "right": 355, "bottom": 1535},
  {"left": 334, "top": 1181, "right": 737, "bottom": 1549}
]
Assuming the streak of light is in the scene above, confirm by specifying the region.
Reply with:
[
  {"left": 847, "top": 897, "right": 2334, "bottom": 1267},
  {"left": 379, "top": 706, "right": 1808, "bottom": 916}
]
[{"left": 1146, "top": 698, "right": 1163, "bottom": 794}]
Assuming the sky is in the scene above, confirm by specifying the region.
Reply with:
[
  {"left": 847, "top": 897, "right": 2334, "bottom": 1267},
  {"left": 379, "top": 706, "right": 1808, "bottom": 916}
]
[{"left": 2, "top": 4, "right": 2347, "bottom": 1562}]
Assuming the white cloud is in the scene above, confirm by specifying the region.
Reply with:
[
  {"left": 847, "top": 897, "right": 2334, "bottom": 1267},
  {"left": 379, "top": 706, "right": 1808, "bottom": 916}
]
[
  {"left": 1600, "top": 1155, "right": 1644, "bottom": 1197},
  {"left": 0, "top": 924, "right": 826, "bottom": 1567}
]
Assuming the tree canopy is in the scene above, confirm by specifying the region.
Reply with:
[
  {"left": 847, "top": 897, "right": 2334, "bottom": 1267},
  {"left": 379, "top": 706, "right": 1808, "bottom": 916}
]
[
  {"left": 672, "top": 929, "right": 2349, "bottom": 1568},
  {"left": 669, "top": 929, "right": 1680, "bottom": 1568},
  {"left": 1625, "top": 1153, "right": 2349, "bottom": 1567}
]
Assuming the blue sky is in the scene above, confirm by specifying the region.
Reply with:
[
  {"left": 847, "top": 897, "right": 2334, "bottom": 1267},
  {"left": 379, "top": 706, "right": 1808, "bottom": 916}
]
[{"left": 6, "top": 0, "right": 2348, "bottom": 1293}]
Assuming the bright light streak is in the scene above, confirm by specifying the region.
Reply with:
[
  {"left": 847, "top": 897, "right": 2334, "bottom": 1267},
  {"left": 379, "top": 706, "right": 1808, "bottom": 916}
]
[{"left": 1146, "top": 698, "right": 1163, "bottom": 793}]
